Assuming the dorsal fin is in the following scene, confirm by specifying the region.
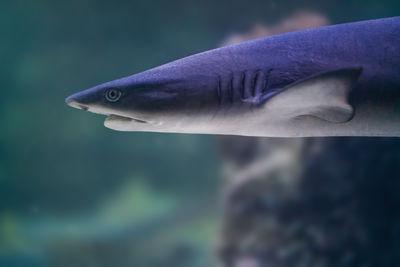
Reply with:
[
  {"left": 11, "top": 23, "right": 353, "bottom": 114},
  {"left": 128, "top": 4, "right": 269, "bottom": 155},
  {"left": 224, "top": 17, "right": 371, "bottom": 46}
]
[{"left": 262, "top": 67, "right": 362, "bottom": 123}]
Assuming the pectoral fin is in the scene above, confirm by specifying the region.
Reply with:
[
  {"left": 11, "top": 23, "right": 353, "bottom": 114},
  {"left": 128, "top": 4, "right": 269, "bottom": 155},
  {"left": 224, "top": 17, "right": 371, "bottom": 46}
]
[{"left": 263, "top": 67, "right": 362, "bottom": 123}]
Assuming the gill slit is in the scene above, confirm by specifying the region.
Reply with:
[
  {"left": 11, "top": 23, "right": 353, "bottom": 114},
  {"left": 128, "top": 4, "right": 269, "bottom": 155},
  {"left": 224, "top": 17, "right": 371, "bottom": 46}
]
[
  {"left": 229, "top": 73, "right": 234, "bottom": 104},
  {"left": 253, "top": 70, "right": 260, "bottom": 97},
  {"left": 240, "top": 72, "right": 245, "bottom": 100},
  {"left": 217, "top": 76, "right": 222, "bottom": 106}
]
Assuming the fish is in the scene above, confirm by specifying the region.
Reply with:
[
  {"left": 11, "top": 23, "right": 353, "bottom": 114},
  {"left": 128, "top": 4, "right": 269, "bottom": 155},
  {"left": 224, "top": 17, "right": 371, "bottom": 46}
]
[{"left": 66, "top": 17, "right": 400, "bottom": 137}]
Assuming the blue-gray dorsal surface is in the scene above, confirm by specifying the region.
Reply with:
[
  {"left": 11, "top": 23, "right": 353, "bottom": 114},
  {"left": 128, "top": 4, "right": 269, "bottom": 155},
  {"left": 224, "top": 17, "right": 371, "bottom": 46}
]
[{"left": 66, "top": 17, "right": 400, "bottom": 137}]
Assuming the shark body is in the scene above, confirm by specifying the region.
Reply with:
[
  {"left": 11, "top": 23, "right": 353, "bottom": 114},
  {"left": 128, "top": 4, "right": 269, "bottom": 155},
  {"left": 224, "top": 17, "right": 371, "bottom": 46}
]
[{"left": 66, "top": 17, "right": 400, "bottom": 137}]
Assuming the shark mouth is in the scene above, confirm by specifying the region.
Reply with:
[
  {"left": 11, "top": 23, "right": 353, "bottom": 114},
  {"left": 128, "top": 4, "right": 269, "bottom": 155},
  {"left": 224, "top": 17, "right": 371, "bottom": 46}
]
[{"left": 105, "top": 114, "right": 148, "bottom": 124}]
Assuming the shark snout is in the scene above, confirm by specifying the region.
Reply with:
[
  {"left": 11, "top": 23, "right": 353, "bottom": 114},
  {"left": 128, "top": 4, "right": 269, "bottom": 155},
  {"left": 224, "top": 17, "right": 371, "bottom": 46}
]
[{"left": 65, "top": 94, "right": 89, "bottom": 111}]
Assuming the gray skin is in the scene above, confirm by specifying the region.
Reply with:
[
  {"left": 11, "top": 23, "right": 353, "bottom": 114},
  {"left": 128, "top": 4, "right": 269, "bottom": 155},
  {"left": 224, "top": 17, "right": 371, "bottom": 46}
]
[{"left": 66, "top": 17, "right": 400, "bottom": 137}]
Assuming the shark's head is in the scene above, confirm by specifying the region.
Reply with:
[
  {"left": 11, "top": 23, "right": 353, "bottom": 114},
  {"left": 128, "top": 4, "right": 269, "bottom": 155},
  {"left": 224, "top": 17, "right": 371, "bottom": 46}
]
[
  {"left": 65, "top": 73, "right": 219, "bottom": 133},
  {"left": 66, "top": 67, "right": 361, "bottom": 136}
]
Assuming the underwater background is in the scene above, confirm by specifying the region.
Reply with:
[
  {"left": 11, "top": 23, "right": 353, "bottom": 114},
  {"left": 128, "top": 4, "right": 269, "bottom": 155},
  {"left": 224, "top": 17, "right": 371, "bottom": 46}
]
[{"left": 1, "top": 1, "right": 400, "bottom": 266}]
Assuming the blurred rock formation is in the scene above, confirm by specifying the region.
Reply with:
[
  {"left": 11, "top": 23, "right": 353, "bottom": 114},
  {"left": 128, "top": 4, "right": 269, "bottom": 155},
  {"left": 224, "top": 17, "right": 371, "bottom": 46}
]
[
  {"left": 220, "top": 11, "right": 329, "bottom": 46},
  {"left": 217, "top": 12, "right": 400, "bottom": 267}
]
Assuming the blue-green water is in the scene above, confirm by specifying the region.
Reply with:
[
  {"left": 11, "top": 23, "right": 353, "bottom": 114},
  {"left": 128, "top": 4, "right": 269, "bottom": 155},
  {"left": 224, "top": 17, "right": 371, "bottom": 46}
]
[{"left": 1, "top": 1, "right": 399, "bottom": 266}]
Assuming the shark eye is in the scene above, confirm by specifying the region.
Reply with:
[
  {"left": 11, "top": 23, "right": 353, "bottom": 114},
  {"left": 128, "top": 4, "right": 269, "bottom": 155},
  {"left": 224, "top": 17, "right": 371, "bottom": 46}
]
[{"left": 105, "top": 88, "right": 122, "bottom": 102}]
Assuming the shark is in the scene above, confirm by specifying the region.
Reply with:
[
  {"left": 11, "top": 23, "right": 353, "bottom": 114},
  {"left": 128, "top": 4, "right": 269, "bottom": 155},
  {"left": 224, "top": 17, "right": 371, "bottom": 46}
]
[{"left": 66, "top": 17, "right": 400, "bottom": 137}]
